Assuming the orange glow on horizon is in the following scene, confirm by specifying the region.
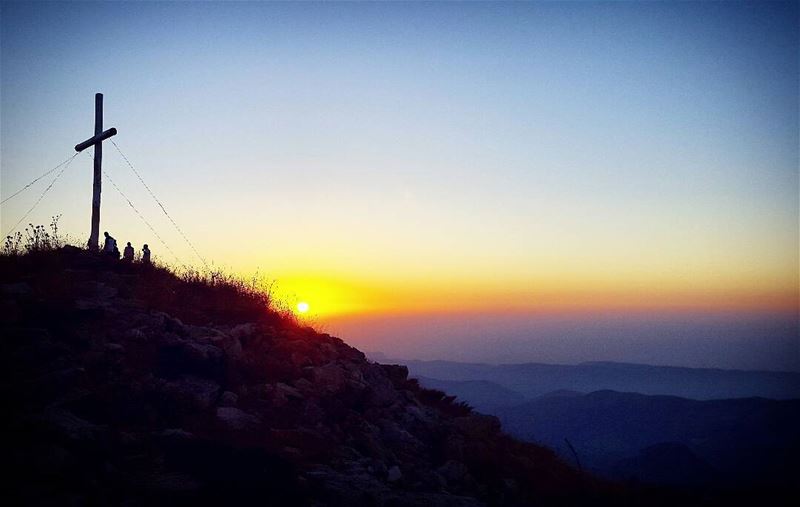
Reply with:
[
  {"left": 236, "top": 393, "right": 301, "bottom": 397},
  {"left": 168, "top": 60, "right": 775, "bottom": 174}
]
[{"left": 265, "top": 271, "right": 798, "bottom": 319}]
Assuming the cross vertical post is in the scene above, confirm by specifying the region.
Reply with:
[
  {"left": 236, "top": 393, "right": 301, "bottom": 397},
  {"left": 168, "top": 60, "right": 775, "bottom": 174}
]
[
  {"left": 74, "top": 92, "right": 117, "bottom": 251},
  {"left": 90, "top": 93, "right": 103, "bottom": 250}
]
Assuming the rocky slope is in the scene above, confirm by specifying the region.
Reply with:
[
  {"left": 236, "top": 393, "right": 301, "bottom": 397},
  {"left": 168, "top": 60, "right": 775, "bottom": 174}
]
[{"left": 1, "top": 248, "right": 618, "bottom": 506}]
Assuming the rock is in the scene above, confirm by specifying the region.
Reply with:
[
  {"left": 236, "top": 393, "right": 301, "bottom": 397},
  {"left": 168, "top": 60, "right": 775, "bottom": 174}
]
[
  {"left": 157, "top": 428, "right": 195, "bottom": 442},
  {"left": 163, "top": 315, "right": 186, "bottom": 335},
  {"left": 124, "top": 328, "right": 148, "bottom": 342},
  {"left": 182, "top": 341, "right": 224, "bottom": 374},
  {"left": 159, "top": 340, "right": 223, "bottom": 378},
  {"left": 104, "top": 343, "right": 125, "bottom": 353},
  {"left": 162, "top": 376, "right": 220, "bottom": 410},
  {"left": 28, "top": 367, "right": 88, "bottom": 402},
  {"left": 271, "top": 428, "right": 329, "bottom": 457},
  {"left": 381, "top": 364, "right": 409, "bottom": 386},
  {"left": 144, "top": 472, "right": 201, "bottom": 493},
  {"left": 74, "top": 298, "right": 108, "bottom": 310},
  {"left": 310, "top": 362, "right": 347, "bottom": 393},
  {"left": 380, "top": 420, "right": 421, "bottom": 447},
  {"left": 290, "top": 351, "right": 313, "bottom": 368},
  {"left": 39, "top": 409, "right": 104, "bottom": 442},
  {"left": 219, "top": 391, "right": 238, "bottom": 407},
  {"left": 222, "top": 336, "right": 243, "bottom": 360},
  {"left": 28, "top": 444, "right": 71, "bottom": 475},
  {"left": 1, "top": 282, "right": 34, "bottom": 297},
  {"left": 229, "top": 323, "right": 258, "bottom": 341},
  {"left": 294, "top": 378, "right": 314, "bottom": 393},
  {"left": 276, "top": 382, "right": 304, "bottom": 399},
  {"left": 260, "top": 382, "right": 305, "bottom": 408},
  {"left": 370, "top": 459, "right": 388, "bottom": 477},
  {"left": 0, "top": 298, "right": 21, "bottom": 323},
  {"left": 75, "top": 280, "right": 118, "bottom": 300},
  {"left": 300, "top": 400, "right": 325, "bottom": 425},
  {"left": 404, "top": 405, "right": 431, "bottom": 424},
  {"left": 437, "top": 460, "right": 470, "bottom": 484},
  {"left": 387, "top": 465, "right": 403, "bottom": 482},
  {"left": 187, "top": 325, "right": 226, "bottom": 341},
  {"left": 368, "top": 384, "right": 398, "bottom": 408},
  {"left": 215, "top": 407, "right": 261, "bottom": 431}
]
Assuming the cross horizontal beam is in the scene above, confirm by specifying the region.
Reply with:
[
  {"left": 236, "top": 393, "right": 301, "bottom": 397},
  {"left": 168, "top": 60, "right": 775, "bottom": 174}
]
[{"left": 75, "top": 127, "right": 118, "bottom": 152}]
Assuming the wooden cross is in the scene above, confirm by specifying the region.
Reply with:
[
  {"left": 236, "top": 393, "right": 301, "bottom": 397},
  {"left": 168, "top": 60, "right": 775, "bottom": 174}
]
[{"left": 75, "top": 93, "right": 117, "bottom": 251}]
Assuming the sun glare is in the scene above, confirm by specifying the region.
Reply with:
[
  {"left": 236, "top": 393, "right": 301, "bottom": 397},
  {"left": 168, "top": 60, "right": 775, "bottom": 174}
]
[{"left": 297, "top": 301, "right": 310, "bottom": 313}]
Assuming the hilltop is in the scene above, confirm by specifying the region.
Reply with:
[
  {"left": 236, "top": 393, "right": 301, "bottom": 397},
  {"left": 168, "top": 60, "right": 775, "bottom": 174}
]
[{"left": 1, "top": 247, "right": 625, "bottom": 506}]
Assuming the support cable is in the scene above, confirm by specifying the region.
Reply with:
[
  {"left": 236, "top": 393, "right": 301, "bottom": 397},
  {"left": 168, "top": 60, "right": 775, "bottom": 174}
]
[
  {"left": 83, "top": 151, "right": 187, "bottom": 269},
  {"left": 110, "top": 140, "right": 210, "bottom": 270},
  {"left": 102, "top": 167, "right": 188, "bottom": 270},
  {"left": 1, "top": 153, "right": 79, "bottom": 205},
  {"left": 2, "top": 154, "right": 78, "bottom": 238}
]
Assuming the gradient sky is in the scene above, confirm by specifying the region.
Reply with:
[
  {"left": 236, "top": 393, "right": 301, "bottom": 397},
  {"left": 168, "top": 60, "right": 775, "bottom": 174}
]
[{"left": 1, "top": 2, "right": 798, "bottom": 370}]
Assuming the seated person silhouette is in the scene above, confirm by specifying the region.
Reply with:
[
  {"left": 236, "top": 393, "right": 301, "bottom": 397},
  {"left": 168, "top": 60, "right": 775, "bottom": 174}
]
[{"left": 123, "top": 242, "right": 134, "bottom": 262}]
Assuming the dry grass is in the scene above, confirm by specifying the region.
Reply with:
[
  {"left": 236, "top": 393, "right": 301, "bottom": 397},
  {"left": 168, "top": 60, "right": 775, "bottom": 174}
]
[
  {"left": 406, "top": 377, "right": 473, "bottom": 416},
  {"left": 2, "top": 215, "right": 65, "bottom": 256},
  {"left": 137, "top": 263, "right": 295, "bottom": 327},
  {"left": 1, "top": 219, "right": 297, "bottom": 328}
]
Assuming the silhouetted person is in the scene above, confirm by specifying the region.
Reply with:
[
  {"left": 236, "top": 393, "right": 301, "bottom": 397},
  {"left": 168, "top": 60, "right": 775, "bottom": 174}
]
[
  {"left": 103, "top": 232, "right": 119, "bottom": 259},
  {"left": 141, "top": 244, "right": 151, "bottom": 265},
  {"left": 123, "top": 242, "right": 134, "bottom": 262}
]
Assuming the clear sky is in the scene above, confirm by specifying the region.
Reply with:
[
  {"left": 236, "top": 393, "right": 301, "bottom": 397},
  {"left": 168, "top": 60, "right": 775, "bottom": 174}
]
[{"left": 1, "top": 2, "right": 798, "bottom": 369}]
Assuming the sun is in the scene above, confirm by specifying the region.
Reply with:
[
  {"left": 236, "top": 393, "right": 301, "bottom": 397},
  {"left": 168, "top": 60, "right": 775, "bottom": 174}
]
[{"left": 296, "top": 301, "right": 310, "bottom": 314}]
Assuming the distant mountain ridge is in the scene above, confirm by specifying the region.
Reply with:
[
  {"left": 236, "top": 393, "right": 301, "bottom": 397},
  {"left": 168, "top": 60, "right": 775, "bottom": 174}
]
[
  {"left": 370, "top": 356, "right": 800, "bottom": 401},
  {"left": 495, "top": 389, "right": 800, "bottom": 487},
  {"left": 373, "top": 355, "right": 800, "bottom": 490}
]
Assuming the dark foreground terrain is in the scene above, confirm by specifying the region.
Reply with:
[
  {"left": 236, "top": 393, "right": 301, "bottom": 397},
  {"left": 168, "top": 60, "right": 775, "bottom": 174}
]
[
  {"left": 2, "top": 247, "right": 615, "bottom": 506},
  {"left": 1, "top": 248, "right": 794, "bottom": 506}
]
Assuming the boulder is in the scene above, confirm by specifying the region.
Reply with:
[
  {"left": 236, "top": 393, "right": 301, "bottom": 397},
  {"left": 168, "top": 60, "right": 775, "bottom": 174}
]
[
  {"left": 124, "top": 327, "right": 148, "bottom": 342},
  {"left": 39, "top": 409, "right": 104, "bottom": 442},
  {"left": 159, "top": 340, "right": 223, "bottom": 378},
  {"left": 186, "top": 325, "right": 226, "bottom": 342},
  {"left": 182, "top": 341, "right": 224, "bottom": 374},
  {"left": 310, "top": 362, "right": 348, "bottom": 394},
  {"left": 229, "top": 323, "right": 258, "bottom": 341},
  {"left": 163, "top": 315, "right": 186, "bottom": 335},
  {"left": 215, "top": 407, "right": 261, "bottom": 431},
  {"left": 219, "top": 391, "right": 239, "bottom": 407},
  {"left": 381, "top": 364, "right": 409, "bottom": 386},
  {"left": 437, "top": 460, "right": 470, "bottom": 484},
  {"left": 156, "top": 428, "right": 195, "bottom": 443},
  {"left": 75, "top": 280, "right": 118, "bottom": 300},
  {"left": 0, "top": 298, "right": 21, "bottom": 323},
  {"left": 387, "top": 465, "right": 403, "bottom": 482},
  {"left": 143, "top": 472, "right": 201, "bottom": 493},
  {"left": 276, "top": 382, "right": 304, "bottom": 400},
  {"left": 1, "top": 282, "right": 34, "bottom": 298},
  {"left": 162, "top": 376, "right": 220, "bottom": 410},
  {"left": 104, "top": 343, "right": 125, "bottom": 354}
]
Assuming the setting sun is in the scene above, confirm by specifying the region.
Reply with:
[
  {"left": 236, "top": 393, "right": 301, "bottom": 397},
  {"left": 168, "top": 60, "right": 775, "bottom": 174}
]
[{"left": 296, "top": 301, "right": 309, "bottom": 314}]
